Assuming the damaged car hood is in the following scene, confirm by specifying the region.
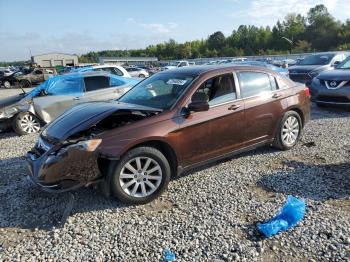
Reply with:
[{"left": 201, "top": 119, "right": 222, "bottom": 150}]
[
  {"left": 0, "top": 93, "right": 26, "bottom": 109},
  {"left": 43, "top": 101, "right": 162, "bottom": 141}
]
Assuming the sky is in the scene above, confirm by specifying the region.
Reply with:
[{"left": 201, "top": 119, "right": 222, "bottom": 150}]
[{"left": 0, "top": 0, "right": 349, "bottom": 61}]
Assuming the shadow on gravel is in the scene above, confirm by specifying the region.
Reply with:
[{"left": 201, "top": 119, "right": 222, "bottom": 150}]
[
  {"left": 174, "top": 145, "right": 280, "bottom": 181},
  {"left": 0, "top": 131, "right": 18, "bottom": 139},
  {"left": 310, "top": 104, "right": 350, "bottom": 121},
  {"left": 257, "top": 161, "right": 350, "bottom": 201}
]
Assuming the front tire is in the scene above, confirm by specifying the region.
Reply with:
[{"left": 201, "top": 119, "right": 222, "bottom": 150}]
[
  {"left": 273, "top": 111, "right": 302, "bottom": 150},
  {"left": 3, "top": 80, "right": 11, "bottom": 88},
  {"left": 138, "top": 74, "right": 145, "bottom": 78},
  {"left": 19, "top": 80, "right": 31, "bottom": 88},
  {"left": 12, "top": 112, "right": 41, "bottom": 135},
  {"left": 110, "top": 147, "right": 171, "bottom": 204}
]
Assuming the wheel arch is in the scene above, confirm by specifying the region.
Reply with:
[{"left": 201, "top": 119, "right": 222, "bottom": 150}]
[
  {"left": 286, "top": 106, "right": 304, "bottom": 127},
  {"left": 127, "top": 140, "right": 178, "bottom": 177}
]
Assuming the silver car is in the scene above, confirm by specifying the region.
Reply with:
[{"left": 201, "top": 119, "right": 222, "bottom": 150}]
[
  {"left": 0, "top": 71, "right": 139, "bottom": 135},
  {"left": 125, "top": 67, "right": 150, "bottom": 78}
]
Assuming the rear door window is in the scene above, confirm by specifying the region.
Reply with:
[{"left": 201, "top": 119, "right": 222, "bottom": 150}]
[
  {"left": 84, "top": 76, "right": 110, "bottom": 92},
  {"left": 237, "top": 72, "right": 275, "bottom": 98}
]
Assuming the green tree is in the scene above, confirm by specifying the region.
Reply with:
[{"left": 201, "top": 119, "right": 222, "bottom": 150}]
[
  {"left": 306, "top": 4, "right": 341, "bottom": 50},
  {"left": 207, "top": 31, "right": 225, "bottom": 51}
]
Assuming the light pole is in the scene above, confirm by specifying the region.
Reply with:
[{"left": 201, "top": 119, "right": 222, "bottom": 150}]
[{"left": 281, "top": 36, "right": 293, "bottom": 54}]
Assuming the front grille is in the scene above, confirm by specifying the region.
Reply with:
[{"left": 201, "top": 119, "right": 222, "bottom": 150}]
[
  {"left": 318, "top": 96, "right": 350, "bottom": 103},
  {"left": 325, "top": 80, "right": 349, "bottom": 89}
]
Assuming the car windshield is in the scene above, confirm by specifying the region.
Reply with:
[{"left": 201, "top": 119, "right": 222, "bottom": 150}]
[
  {"left": 336, "top": 57, "right": 350, "bottom": 69},
  {"left": 119, "top": 73, "right": 195, "bottom": 110},
  {"left": 299, "top": 54, "right": 334, "bottom": 65}
]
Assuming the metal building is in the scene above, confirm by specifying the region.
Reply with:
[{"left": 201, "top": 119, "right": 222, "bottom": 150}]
[
  {"left": 31, "top": 53, "right": 78, "bottom": 67},
  {"left": 99, "top": 56, "right": 158, "bottom": 66}
]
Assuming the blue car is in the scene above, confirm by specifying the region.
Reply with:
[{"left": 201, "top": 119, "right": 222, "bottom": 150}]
[{"left": 0, "top": 71, "right": 140, "bottom": 135}]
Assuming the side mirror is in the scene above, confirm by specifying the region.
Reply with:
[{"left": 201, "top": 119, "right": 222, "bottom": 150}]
[{"left": 187, "top": 92, "right": 209, "bottom": 112}]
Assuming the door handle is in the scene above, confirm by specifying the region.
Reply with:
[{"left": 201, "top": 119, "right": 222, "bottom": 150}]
[
  {"left": 73, "top": 97, "right": 80, "bottom": 100},
  {"left": 228, "top": 104, "right": 241, "bottom": 110},
  {"left": 272, "top": 93, "right": 281, "bottom": 99}
]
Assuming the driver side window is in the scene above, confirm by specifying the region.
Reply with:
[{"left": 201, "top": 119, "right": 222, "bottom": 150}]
[{"left": 194, "top": 74, "right": 237, "bottom": 106}]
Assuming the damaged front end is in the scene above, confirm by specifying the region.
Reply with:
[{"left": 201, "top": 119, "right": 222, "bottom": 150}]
[
  {"left": 27, "top": 136, "right": 103, "bottom": 192},
  {"left": 0, "top": 94, "right": 32, "bottom": 130},
  {"left": 26, "top": 101, "right": 161, "bottom": 193}
]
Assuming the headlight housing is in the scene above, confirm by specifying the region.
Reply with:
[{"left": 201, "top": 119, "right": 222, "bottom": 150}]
[
  {"left": 311, "top": 77, "right": 320, "bottom": 85},
  {"left": 74, "top": 139, "right": 102, "bottom": 152}
]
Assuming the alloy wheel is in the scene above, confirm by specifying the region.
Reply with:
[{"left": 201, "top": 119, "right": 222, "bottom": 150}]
[
  {"left": 19, "top": 114, "right": 41, "bottom": 133},
  {"left": 281, "top": 116, "right": 300, "bottom": 146},
  {"left": 3, "top": 81, "right": 11, "bottom": 88},
  {"left": 119, "top": 156, "right": 162, "bottom": 198}
]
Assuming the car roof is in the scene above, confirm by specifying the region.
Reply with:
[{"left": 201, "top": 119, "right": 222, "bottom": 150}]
[
  {"left": 158, "top": 65, "right": 276, "bottom": 77},
  {"left": 65, "top": 71, "right": 111, "bottom": 77},
  {"left": 93, "top": 65, "right": 122, "bottom": 69}
]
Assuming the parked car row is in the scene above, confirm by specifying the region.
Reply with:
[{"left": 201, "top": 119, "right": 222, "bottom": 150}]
[
  {"left": 0, "top": 67, "right": 57, "bottom": 89},
  {"left": 19, "top": 64, "right": 311, "bottom": 204},
  {"left": 288, "top": 51, "right": 350, "bottom": 108}
]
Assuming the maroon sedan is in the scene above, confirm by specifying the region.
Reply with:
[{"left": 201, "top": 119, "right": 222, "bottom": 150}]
[{"left": 27, "top": 65, "right": 311, "bottom": 204}]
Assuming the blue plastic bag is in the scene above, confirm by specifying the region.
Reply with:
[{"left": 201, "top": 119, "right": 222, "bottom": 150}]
[
  {"left": 257, "top": 195, "right": 306, "bottom": 237},
  {"left": 162, "top": 249, "right": 176, "bottom": 261}
]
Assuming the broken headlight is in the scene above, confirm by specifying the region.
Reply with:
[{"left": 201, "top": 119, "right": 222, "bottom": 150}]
[
  {"left": 73, "top": 139, "right": 102, "bottom": 152},
  {"left": 0, "top": 107, "right": 18, "bottom": 119}
]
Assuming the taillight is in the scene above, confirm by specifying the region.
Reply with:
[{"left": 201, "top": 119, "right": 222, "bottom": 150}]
[{"left": 304, "top": 87, "right": 311, "bottom": 97}]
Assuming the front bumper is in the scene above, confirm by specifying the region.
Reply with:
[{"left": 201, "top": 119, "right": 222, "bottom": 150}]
[
  {"left": 26, "top": 139, "right": 102, "bottom": 193},
  {"left": 310, "top": 81, "right": 350, "bottom": 107}
]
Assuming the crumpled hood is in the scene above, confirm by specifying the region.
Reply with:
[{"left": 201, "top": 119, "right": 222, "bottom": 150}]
[
  {"left": 0, "top": 93, "right": 26, "bottom": 109},
  {"left": 317, "top": 69, "right": 350, "bottom": 81},
  {"left": 289, "top": 65, "right": 327, "bottom": 74},
  {"left": 43, "top": 101, "right": 161, "bottom": 141}
]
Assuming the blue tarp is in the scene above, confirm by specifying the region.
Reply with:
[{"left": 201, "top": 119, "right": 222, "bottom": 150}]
[
  {"left": 257, "top": 195, "right": 306, "bottom": 237},
  {"left": 27, "top": 73, "right": 139, "bottom": 98}
]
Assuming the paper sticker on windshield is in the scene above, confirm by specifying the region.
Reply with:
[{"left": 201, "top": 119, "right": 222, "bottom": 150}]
[{"left": 167, "top": 79, "right": 188, "bottom": 85}]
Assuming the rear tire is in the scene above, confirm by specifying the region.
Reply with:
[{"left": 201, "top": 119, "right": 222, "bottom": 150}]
[
  {"left": 19, "top": 80, "right": 31, "bottom": 88},
  {"left": 138, "top": 74, "right": 145, "bottom": 78},
  {"left": 109, "top": 146, "right": 171, "bottom": 204},
  {"left": 12, "top": 112, "right": 41, "bottom": 135},
  {"left": 273, "top": 111, "right": 302, "bottom": 150}
]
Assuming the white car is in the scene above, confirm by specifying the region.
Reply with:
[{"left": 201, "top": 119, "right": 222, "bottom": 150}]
[
  {"left": 124, "top": 67, "right": 149, "bottom": 78},
  {"left": 162, "top": 60, "right": 190, "bottom": 70},
  {"left": 0, "top": 69, "right": 14, "bottom": 77},
  {"left": 91, "top": 65, "right": 131, "bottom": 78}
]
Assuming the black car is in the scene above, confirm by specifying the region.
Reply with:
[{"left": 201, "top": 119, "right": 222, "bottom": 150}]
[
  {"left": 0, "top": 71, "right": 22, "bottom": 88},
  {"left": 288, "top": 52, "right": 349, "bottom": 86},
  {"left": 310, "top": 56, "right": 350, "bottom": 108}
]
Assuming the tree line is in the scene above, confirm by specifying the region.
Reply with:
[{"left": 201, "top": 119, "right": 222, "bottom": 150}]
[
  {"left": 1, "top": 4, "right": 349, "bottom": 66},
  {"left": 79, "top": 4, "right": 349, "bottom": 63}
]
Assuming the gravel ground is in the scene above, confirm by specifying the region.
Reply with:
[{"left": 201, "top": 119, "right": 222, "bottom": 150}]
[{"left": 0, "top": 88, "right": 349, "bottom": 261}]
